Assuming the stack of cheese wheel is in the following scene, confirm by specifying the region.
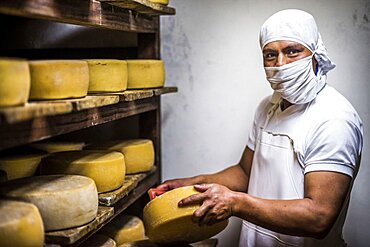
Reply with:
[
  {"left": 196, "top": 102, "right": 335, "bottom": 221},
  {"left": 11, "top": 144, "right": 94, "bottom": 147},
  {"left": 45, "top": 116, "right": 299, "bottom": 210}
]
[
  {"left": 100, "top": 215, "right": 145, "bottom": 245},
  {"left": 0, "top": 58, "right": 30, "bottom": 107},
  {"left": 29, "top": 60, "right": 89, "bottom": 100},
  {"left": 126, "top": 60, "right": 165, "bottom": 89},
  {"left": 143, "top": 186, "right": 228, "bottom": 244},
  {"left": 80, "top": 234, "right": 117, "bottom": 247},
  {"left": 0, "top": 200, "right": 44, "bottom": 247},
  {"left": 40, "top": 150, "right": 125, "bottom": 193},
  {"left": 87, "top": 139, "right": 154, "bottom": 174},
  {"left": 0, "top": 175, "right": 98, "bottom": 231},
  {"left": 31, "top": 141, "right": 85, "bottom": 153},
  {"left": 0, "top": 148, "right": 47, "bottom": 180},
  {"left": 148, "top": 0, "right": 169, "bottom": 5},
  {"left": 85, "top": 59, "right": 128, "bottom": 93}
]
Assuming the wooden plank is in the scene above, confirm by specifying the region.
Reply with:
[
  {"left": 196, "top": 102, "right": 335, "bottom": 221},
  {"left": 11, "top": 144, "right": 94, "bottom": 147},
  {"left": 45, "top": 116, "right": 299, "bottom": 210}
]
[
  {"left": 0, "top": 102, "right": 72, "bottom": 124},
  {"left": 57, "top": 95, "right": 119, "bottom": 111},
  {"left": 45, "top": 206, "right": 114, "bottom": 245},
  {"left": 153, "top": 86, "right": 178, "bottom": 96},
  {"left": 0, "top": 0, "right": 158, "bottom": 33},
  {"left": 0, "top": 98, "right": 158, "bottom": 151},
  {"left": 101, "top": 0, "right": 175, "bottom": 16},
  {"left": 99, "top": 167, "right": 156, "bottom": 206}
]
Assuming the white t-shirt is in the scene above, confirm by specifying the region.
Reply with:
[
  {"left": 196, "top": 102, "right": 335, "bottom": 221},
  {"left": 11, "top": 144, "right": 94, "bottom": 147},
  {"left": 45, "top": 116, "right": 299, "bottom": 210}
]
[{"left": 247, "top": 84, "right": 363, "bottom": 178}]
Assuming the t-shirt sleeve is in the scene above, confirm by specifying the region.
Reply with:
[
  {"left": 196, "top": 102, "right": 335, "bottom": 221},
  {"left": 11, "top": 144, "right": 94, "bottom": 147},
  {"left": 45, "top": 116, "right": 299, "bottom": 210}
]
[{"left": 303, "top": 118, "right": 363, "bottom": 177}]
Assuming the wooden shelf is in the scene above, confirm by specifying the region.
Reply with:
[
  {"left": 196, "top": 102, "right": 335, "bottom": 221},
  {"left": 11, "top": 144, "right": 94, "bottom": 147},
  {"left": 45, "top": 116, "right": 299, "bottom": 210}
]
[
  {"left": 100, "top": 0, "right": 176, "bottom": 16},
  {"left": 0, "top": 87, "right": 177, "bottom": 151},
  {"left": 0, "top": 0, "right": 164, "bottom": 33}
]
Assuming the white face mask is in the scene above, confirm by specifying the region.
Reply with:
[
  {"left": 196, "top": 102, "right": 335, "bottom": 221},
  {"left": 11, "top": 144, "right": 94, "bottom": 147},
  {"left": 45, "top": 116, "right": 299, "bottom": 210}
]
[{"left": 264, "top": 55, "right": 325, "bottom": 104}]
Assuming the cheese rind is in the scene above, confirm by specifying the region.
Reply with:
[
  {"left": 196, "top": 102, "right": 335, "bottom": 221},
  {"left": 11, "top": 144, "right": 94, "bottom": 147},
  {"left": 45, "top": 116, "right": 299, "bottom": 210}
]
[
  {"left": 143, "top": 186, "right": 228, "bottom": 244},
  {"left": 0, "top": 58, "right": 30, "bottom": 107},
  {"left": 29, "top": 60, "right": 89, "bottom": 100},
  {"left": 31, "top": 141, "right": 85, "bottom": 153},
  {"left": 41, "top": 150, "right": 125, "bottom": 193},
  {"left": 126, "top": 60, "right": 165, "bottom": 89},
  {"left": 87, "top": 139, "right": 154, "bottom": 174},
  {"left": 0, "top": 175, "right": 98, "bottom": 231},
  {"left": 0, "top": 200, "right": 44, "bottom": 247},
  {"left": 85, "top": 59, "right": 128, "bottom": 93},
  {"left": 80, "top": 234, "right": 116, "bottom": 247},
  {"left": 0, "top": 149, "right": 47, "bottom": 180},
  {"left": 101, "top": 215, "right": 145, "bottom": 245}
]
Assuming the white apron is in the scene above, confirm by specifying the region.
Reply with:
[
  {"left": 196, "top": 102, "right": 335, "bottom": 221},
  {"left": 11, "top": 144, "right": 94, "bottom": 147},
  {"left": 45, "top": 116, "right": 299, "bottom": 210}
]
[{"left": 239, "top": 100, "right": 348, "bottom": 247}]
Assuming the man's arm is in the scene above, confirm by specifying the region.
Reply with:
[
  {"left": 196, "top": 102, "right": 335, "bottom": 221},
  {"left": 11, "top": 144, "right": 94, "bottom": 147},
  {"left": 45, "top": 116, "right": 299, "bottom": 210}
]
[
  {"left": 156, "top": 146, "right": 254, "bottom": 192},
  {"left": 180, "top": 171, "right": 351, "bottom": 239}
]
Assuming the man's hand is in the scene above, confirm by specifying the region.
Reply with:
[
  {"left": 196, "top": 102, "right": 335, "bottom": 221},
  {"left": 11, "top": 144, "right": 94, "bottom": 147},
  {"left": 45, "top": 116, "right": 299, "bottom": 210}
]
[
  {"left": 155, "top": 177, "right": 198, "bottom": 191},
  {"left": 178, "top": 184, "right": 236, "bottom": 226}
]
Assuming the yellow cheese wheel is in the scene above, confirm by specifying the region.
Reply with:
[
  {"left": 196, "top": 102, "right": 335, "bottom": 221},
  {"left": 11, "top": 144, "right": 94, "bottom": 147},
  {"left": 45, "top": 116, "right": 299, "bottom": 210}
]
[
  {"left": 0, "top": 175, "right": 98, "bottom": 231},
  {"left": 148, "top": 0, "right": 169, "bottom": 5},
  {"left": 87, "top": 139, "right": 154, "bottom": 174},
  {"left": 143, "top": 186, "right": 228, "bottom": 244},
  {"left": 101, "top": 215, "right": 145, "bottom": 245},
  {"left": 80, "top": 234, "right": 117, "bottom": 247},
  {"left": 0, "top": 149, "right": 47, "bottom": 180},
  {"left": 0, "top": 169, "right": 7, "bottom": 182},
  {"left": 41, "top": 150, "right": 125, "bottom": 193},
  {"left": 126, "top": 60, "right": 165, "bottom": 89},
  {"left": 0, "top": 200, "right": 44, "bottom": 247},
  {"left": 85, "top": 59, "right": 128, "bottom": 93},
  {"left": 0, "top": 58, "right": 30, "bottom": 107},
  {"left": 31, "top": 141, "right": 85, "bottom": 153},
  {"left": 29, "top": 60, "right": 89, "bottom": 100}
]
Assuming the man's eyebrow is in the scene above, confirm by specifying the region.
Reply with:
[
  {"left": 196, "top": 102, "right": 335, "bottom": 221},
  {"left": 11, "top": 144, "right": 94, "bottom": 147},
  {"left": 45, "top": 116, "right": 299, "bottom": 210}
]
[
  {"left": 282, "top": 44, "right": 305, "bottom": 51},
  {"left": 262, "top": 48, "right": 277, "bottom": 53}
]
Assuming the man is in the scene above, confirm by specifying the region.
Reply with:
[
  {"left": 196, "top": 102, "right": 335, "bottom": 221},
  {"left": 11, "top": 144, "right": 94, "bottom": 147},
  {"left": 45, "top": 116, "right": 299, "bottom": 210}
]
[{"left": 156, "top": 9, "right": 363, "bottom": 247}]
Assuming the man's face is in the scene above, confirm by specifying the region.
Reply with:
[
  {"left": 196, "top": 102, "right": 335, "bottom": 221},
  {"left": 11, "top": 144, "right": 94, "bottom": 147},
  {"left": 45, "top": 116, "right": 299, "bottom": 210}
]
[{"left": 262, "top": 40, "right": 312, "bottom": 67}]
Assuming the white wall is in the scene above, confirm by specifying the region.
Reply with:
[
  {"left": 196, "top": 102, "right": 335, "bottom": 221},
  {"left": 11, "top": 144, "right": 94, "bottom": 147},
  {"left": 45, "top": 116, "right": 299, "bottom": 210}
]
[{"left": 160, "top": 0, "right": 370, "bottom": 246}]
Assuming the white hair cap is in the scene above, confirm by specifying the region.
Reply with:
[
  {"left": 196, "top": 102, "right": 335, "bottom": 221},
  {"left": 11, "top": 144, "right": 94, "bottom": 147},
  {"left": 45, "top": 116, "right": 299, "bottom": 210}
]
[{"left": 259, "top": 9, "right": 336, "bottom": 75}]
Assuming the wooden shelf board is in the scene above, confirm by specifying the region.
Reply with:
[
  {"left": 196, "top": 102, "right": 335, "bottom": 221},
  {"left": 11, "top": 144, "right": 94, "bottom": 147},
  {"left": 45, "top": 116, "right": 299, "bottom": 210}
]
[
  {"left": 45, "top": 206, "right": 114, "bottom": 245},
  {"left": 0, "top": 0, "right": 159, "bottom": 33},
  {"left": 100, "top": 0, "right": 175, "bottom": 16},
  {"left": 99, "top": 166, "right": 157, "bottom": 206}
]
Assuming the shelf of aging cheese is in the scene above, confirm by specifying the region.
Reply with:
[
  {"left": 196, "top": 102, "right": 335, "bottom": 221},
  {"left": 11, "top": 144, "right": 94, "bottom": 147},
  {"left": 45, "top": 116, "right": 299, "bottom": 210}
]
[
  {"left": 0, "top": 87, "right": 177, "bottom": 151},
  {"left": 0, "top": 0, "right": 175, "bottom": 34},
  {"left": 42, "top": 167, "right": 159, "bottom": 246}
]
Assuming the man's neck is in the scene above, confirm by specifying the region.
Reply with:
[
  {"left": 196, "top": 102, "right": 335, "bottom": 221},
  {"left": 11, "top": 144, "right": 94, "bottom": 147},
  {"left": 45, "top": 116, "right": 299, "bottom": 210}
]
[{"left": 280, "top": 99, "right": 293, "bottom": 111}]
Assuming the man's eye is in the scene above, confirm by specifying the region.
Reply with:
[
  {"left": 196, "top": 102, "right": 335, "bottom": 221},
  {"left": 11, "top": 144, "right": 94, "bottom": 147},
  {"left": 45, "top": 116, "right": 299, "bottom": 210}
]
[
  {"left": 287, "top": 49, "right": 300, "bottom": 56},
  {"left": 264, "top": 53, "right": 276, "bottom": 60}
]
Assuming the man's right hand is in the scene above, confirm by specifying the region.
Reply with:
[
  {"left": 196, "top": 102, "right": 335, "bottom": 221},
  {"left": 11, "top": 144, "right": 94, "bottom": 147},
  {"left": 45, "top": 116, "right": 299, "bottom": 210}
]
[{"left": 155, "top": 177, "right": 199, "bottom": 191}]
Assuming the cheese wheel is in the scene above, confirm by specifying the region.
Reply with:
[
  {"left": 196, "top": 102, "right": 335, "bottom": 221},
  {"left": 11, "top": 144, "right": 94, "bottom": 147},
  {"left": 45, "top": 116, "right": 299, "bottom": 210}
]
[
  {"left": 101, "top": 215, "right": 145, "bottom": 245},
  {"left": 41, "top": 150, "right": 125, "bottom": 193},
  {"left": 0, "top": 200, "right": 44, "bottom": 247},
  {"left": 29, "top": 60, "right": 89, "bottom": 100},
  {"left": 87, "top": 139, "right": 154, "bottom": 174},
  {"left": 0, "top": 175, "right": 98, "bottom": 231},
  {"left": 148, "top": 0, "right": 169, "bottom": 5},
  {"left": 31, "top": 141, "right": 85, "bottom": 153},
  {"left": 80, "top": 234, "right": 116, "bottom": 247},
  {"left": 143, "top": 186, "right": 228, "bottom": 244},
  {"left": 0, "top": 169, "right": 8, "bottom": 182},
  {"left": 0, "top": 149, "right": 47, "bottom": 180},
  {"left": 126, "top": 60, "right": 165, "bottom": 89},
  {"left": 85, "top": 59, "right": 128, "bottom": 93},
  {"left": 0, "top": 58, "right": 30, "bottom": 107}
]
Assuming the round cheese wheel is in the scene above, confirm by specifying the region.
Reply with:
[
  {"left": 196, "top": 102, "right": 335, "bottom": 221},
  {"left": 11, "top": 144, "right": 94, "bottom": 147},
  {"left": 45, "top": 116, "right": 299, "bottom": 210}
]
[
  {"left": 0, "top": 149, "right": 47, "bottom": 180},
  {"left": 0, "top": 200, "right": 44, "bottom": 247},
  {"left": 80, "top": 234, "right": 116, "bottom": 247},
  {"left": 143, "top": 186, "right": 228, "bottom": 244},
  {"left": 31, "top": 141, "right": 85, "bottom": 153},
  {"left": 0, "top": 58, "right": 30, "bottom": 107},
  {"left": 29, "top": 60, "right": 89, "bottom": 100},
  {"left": 126, "top": 60, "right": 165, "bottom": 89},
  {"left": 148, "top": 0, "right": 169, "bottom": 5},
  {"left": 0, "top": 175, "right": 98, "bottom": 231},
  {"left": 87, "top": 139, "right": 154, "bottom": 174},
  {"left": 101, "top": 215, "right": 145, "bottom": 245},
  {"left": 85, "top": 59, "right": 128, "bottom": 93},
  {"left": 41, "top": 150, "right": 125, "bottom": 193}
]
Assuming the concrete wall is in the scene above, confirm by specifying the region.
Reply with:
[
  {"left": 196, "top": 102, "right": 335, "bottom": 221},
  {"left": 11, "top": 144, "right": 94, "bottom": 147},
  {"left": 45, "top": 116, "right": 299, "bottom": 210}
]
[{"left": 160, "top": 0, "right": 370, "bottom": 246}]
